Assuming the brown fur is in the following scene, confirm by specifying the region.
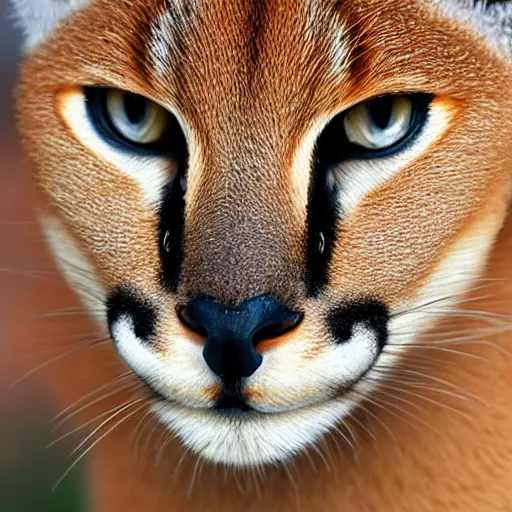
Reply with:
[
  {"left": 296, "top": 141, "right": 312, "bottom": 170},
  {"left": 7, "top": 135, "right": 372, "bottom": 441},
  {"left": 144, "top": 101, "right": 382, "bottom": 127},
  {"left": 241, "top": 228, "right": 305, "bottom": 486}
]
[{"left": 15, "top": 0, "right": 512, "bottom": 510}]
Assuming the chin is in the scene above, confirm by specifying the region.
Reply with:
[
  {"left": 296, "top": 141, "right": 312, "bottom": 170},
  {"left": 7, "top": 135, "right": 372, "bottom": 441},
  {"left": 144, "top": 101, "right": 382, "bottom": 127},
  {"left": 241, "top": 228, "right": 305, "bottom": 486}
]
[{"left": 151, "top": 398, "right": 355, "bottom": 467}]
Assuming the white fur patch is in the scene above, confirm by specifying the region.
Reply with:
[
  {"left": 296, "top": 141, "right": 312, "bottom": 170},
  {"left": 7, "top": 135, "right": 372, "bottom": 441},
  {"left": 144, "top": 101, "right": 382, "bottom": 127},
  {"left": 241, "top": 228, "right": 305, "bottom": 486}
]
[
  {"left": 302, "top": 1, "right": 351, "bottom": 78},
  {"left": 11, "top": 0, "right": 92, "bottom": 51},
  {"left": 246, "top": 323, "right": 379, "bottom": 413},
  {"left": 110, "top": 312, "right": 379, "bottom": 466},
  {"left": 153, "top": 397, "right": 354, "bottom": 467},
  {"left": 329, "top": 100, "right": 452, "bottom": 216},
  {"left": 41, "top": 215, "right": 106, "bottom": 324},
  {"left": 60, "top": 90, "right": 176, "bottom": 208},
  {"left": 148, "top": 1, "right": 196, "bottom": 76},
  {"left": 327, "top": 26, "right": 351, "bottom": 78},
  {"left": 150, "top": 10, "right": 177, "bottom": 76},
  {"left": 111, "top": 317, "right": 219, "bottom": 408}
]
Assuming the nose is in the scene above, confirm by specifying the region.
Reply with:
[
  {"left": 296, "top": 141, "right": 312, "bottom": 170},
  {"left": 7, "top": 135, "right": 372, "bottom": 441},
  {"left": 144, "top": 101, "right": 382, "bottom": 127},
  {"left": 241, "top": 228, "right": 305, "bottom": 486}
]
[{"left": 177, "top": 295, "right": 302, "bottom": 379}]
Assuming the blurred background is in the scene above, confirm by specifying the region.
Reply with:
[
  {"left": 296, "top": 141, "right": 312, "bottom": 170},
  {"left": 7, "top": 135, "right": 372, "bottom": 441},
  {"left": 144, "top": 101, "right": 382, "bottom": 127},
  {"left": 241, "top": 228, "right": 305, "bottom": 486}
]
[{"left": 0, "top": 4, "right": 88, "bottom": 510}]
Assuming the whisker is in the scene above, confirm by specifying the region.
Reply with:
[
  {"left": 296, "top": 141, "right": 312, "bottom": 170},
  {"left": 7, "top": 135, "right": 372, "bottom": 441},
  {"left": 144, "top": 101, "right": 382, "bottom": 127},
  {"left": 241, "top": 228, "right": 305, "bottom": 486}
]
[
  {"left": 53, "top": 380, "right": 141, "bottom": 431},
  {"left": 33, "top": 307, "right": 104, "bottom": 320},
  {"left": 383, "top": 344, "right": 489, "bottom": 363},
  {"left": 0, "top": 267, "right": 65, "bottom": 286},
  {"left": 53, "top": 371, "right": 133, "bottom": 423},
  {"left": 349, "top": 393, "right": 400, "bottom": 448},
  {"left": 155, "top": 430, "right": 174, "bottom": 467},
  {"left": 372, "top": 367, "right": 488, "bottom": 405},
  {"left": 281, "top": 461, "right": 300, "bottom": 506},
  {"left": 71, "top": 398, "right": 146, "bottom": 457},
  {"left": 353, "top": 388, "right": 436, "bottom": 434},
  {"left": 414, "top": 308, "right": 512, "bottom": 325},
  {"left": 372, "top": 381, "right": 473, "bottom": 422},
  {"left": 187, "top": 455, "right": 203, "bottom": 499},
  {"left": 133, "top": 409, "right": 155, "bottom": 463},
  {"left": 391, "top": 294, "right": 455, "bottom": 319},
  {"left": 54, "top": 401, "right": 146, "bottom": 490},
  {"left": 11, "top": 337, "right": 111, "bottom": 387},
  {"left": 349, "top": 410, "right": 378, "bottom": 444},
  {"left": 48, "top": 396, "right": 142, "bottom": 448},
  {"left": 330, "top": 421, "right": 358, "bottom": 460}
]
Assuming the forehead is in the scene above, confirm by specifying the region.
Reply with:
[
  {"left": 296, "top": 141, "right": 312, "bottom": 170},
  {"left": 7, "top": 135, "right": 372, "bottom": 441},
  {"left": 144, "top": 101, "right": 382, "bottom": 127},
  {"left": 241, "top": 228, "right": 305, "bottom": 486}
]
[{"left": 61, "top": 0, "right": 484, "bottom": 124}]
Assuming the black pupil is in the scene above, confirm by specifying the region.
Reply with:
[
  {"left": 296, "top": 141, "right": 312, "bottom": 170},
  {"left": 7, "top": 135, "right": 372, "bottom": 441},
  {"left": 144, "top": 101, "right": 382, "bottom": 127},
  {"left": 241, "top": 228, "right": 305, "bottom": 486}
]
[
  {"left": 366, "top": 97, "right": 394, "bottom": 130},
  {"left": 123, "top": 94, "right": 148, "bottom": 125}
]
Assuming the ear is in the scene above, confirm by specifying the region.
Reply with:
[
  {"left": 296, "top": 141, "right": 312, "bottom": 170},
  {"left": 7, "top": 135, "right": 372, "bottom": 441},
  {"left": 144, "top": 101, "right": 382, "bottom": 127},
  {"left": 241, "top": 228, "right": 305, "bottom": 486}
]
[
  {"left": 437, "top": 1, "right": 512, "bottom": 58},
  {"left": 474, "top": 1, "right": 512, "bottom": 57},
  {"left": 11, "top": 0, "right": 92, "bottom": 51}
]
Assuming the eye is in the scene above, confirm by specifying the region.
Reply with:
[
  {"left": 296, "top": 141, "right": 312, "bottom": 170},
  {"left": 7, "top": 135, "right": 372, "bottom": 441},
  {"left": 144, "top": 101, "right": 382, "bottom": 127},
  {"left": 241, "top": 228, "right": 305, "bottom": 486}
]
[
  {"left": 317, "top": 94, "right": 431, "bottom": 163},
  {"left": 344, "top": 96, "right": 414, "bottom": 150},
  {"left": 105, "top": 90, "right": 168, "bottom": 144},
  {"left": 84, "top": 87, "right": 180, "bottom": 154}
]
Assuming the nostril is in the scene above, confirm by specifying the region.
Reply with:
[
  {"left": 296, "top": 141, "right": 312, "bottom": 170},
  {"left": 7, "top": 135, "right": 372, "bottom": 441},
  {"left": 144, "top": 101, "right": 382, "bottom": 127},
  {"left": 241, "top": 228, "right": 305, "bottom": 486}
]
[
  {"left": 176, "top": 304, "right": 208, "bottom": 337},
  {"left": 252, "top": 312, "right": 303, "bottom": 345}
]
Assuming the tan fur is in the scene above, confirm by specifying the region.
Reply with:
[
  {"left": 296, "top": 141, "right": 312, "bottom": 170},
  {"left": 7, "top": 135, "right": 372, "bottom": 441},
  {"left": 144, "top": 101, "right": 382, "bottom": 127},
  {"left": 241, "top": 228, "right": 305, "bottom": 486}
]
[{"left": 15, "top": 0, "right": 512, "bottom": 510}]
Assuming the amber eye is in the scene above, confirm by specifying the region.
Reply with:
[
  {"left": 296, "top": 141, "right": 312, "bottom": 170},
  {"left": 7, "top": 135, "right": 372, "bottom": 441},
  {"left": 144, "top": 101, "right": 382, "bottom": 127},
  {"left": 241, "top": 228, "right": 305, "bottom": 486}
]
[
  {"left": 85, "top": 88, "right": 179, "bottom": 153},
  {"left": 343, "top": 95, "right": 414, "bottom": 150}
]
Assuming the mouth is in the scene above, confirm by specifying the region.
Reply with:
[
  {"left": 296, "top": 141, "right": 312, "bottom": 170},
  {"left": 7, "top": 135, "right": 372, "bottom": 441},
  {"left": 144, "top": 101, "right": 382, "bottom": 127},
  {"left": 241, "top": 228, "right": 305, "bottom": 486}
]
[
  {"left": 143, "top": 374, "right": 302, "bottom": 419},
  {"left": 135, "top": 368, "right": 368, "bottom": 467},
  {"left": 150, "top": 392, "right": 356, "bottom": 467}
]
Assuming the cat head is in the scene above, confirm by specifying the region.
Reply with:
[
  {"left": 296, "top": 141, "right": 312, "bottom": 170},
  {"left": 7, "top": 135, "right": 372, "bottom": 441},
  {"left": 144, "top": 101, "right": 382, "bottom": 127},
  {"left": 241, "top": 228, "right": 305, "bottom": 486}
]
[{"left": 13, "top": 0, "right": 512, "bottom": 465}]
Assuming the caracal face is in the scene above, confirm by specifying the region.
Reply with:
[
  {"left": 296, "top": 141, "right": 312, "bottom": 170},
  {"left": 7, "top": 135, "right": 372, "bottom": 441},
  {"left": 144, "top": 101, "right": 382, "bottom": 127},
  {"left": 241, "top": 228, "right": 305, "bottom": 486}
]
[{"left": 13, "top": 0, "right": 512, "bottom": 466}]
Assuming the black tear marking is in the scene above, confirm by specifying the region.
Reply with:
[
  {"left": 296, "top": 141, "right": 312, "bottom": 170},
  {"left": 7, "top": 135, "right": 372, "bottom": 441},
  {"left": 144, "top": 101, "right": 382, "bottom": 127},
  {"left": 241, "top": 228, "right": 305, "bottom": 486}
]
[
  {"left": 327, "top": 300, "right": 389, "bottom": 350},
  {"left": 304, "top": 143, "right": 342, "bottom": 297},
  {"left": 159, "top": 153, "right": 188, "bottom": 293}
]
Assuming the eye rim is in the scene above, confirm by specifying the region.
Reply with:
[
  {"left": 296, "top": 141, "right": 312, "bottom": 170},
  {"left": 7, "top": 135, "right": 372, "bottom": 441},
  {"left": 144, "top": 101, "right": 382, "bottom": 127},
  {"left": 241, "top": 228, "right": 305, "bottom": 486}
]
[
  {"left": 316, "top": 93, "right": 433, "bottom": 165},
  {"left": 84, "top": 87, "right": 186, "bottom": 159}
]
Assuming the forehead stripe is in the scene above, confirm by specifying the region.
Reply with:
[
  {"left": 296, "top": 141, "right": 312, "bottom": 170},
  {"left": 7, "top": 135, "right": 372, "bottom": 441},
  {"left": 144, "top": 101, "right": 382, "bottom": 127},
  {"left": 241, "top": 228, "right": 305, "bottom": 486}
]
[
  {"left": 147, "top": 0, "right": 197, "bottom": 78},
  {"left": 150, "top": 9, "right": 178, "bottom": 75}
]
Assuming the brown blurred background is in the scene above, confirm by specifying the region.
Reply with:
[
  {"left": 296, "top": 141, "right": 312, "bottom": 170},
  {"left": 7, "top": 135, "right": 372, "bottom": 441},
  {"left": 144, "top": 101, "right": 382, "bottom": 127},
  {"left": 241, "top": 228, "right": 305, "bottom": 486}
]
[{"left": 1, "top": 4, "right": 88, "bottom": 511}]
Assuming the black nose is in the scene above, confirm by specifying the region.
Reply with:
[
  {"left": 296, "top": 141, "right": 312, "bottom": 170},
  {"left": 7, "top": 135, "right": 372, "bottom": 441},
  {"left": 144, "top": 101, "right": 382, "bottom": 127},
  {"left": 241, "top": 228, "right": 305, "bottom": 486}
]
[{"left": 177, "top": 295, "right": 302, "bottom": 379}]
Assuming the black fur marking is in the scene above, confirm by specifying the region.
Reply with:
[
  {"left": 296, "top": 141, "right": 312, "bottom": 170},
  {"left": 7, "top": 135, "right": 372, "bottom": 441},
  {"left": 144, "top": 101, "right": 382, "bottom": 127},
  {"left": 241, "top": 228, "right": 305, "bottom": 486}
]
[
  {"left": 159, "top": 147, "right": 188, "bottom": 293},
  {"left": 327, "top": 300, "right": 389, "bottom": 350},
  {"left": 216, "top": 379, "right": 252, "bottom": 412},
  {"left": 106, "top": 287, "right": 157, "bottom": 341},
  {"left": 480, "top": 0, "right": 506, "bottom": 6},
  {"left": 304, "top": 137, "right": 342, "bottom": 297},
  {"left": 139, "top": 2, "right": 192, "bottom": 295}
]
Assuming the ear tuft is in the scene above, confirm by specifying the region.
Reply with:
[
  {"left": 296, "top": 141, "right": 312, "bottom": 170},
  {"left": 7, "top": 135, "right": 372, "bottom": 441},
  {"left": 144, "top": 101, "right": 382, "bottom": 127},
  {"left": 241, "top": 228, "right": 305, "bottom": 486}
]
[{"left": 10, "top": 0, "right": 92, "bottom": 51}]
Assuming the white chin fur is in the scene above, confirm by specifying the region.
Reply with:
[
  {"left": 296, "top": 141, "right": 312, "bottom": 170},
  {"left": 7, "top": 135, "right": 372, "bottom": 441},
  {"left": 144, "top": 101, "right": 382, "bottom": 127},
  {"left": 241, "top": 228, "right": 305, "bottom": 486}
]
[{"left": 151, "top": 399, "right": 354, "bottom": 467}]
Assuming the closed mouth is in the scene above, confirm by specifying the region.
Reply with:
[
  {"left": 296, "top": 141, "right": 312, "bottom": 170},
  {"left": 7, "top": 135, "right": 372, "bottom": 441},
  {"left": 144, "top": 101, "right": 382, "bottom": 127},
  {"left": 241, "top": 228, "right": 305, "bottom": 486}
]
[
  {"left": 141, "top": 376, "right": 342, "bottom": 420},
  {"left": 139, "top": 372, "right": 256, "bottom": 416},
  {"left": 135, "top": 358, "right": 372, "bottom": 420}
]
